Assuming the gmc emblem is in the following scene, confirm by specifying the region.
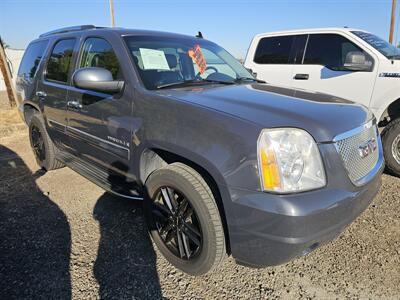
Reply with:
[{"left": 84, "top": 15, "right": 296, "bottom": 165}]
[{"left": 358, "top": 138, "right": 377, "bottom": 159}]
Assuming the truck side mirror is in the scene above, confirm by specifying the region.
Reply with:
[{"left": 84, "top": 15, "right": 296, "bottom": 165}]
[
  {"left": 344, "top": 52, "right": 372, "bottom": 72},
  {"left": 245, "top": 68, "right": 257, "bottom": 78},
  {"left": 72, "top": 67, "right": 124, "bottom": 93}
]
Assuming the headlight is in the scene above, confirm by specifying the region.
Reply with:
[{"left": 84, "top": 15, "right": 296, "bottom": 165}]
[{"left": 257, "top": 128, "right": 326, "bottom": 193}]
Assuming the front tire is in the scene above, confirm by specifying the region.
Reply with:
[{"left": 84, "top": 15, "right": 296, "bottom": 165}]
[
  {"left": 144, "top": 163, "right": 226, "bottom": 275},
  {"left": 29, "top": 114, "right": 64, "bottom": 171},
  {"left": 382, "top": 118, "right": 400, "bottom": 176}
]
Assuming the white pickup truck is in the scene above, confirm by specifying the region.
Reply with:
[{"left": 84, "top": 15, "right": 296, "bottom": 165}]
[{"left": 244, "top": 28, "right": 400, "bottom": 175}]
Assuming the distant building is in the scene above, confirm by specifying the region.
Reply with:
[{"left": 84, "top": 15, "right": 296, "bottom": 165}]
[{"left": 0, "top": 48, "right": 25, "bottom": 91}]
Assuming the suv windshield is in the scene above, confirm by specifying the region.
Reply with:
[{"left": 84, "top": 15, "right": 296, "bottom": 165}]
[
  {"left": 352, "top": 31, "right": 400, "bottom": 60},
  {"left": 124, "top": 35, "right": 254, "bottom": 89}
]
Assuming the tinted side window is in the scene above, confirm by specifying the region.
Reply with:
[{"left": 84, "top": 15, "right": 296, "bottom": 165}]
[
  {"left": 290, "top": 35, "right": 308, "bottom": 64},
  {"left": 80, "top": 38, "right": 120, "bottom": 79},
  {"left": 304, "top": 34, "right": 367, "bottom": 70},
  {"left": 18, "top": 40, "right": 49, "bottom": 81},
  {"left": 46, "top": 39, "right": 76, "bottom": 83},
  {"left": 254, "top": 36, "right": 294, "bottom": 64}
]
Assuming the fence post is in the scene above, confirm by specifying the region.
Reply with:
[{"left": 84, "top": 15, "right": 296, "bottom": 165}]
[{"left": 0, "top": 40, "right": 18, "bottom": 107}]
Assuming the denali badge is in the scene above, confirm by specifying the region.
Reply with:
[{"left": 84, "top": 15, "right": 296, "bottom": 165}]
[{"left": 358, "top": 138, "right": 377, "bottom": 158}]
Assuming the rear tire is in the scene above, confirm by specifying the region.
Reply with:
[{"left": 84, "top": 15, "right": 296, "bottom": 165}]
[
  {"left": 382, "top": 118, "right": 400, "bottom": 176},
  {"left": 144, "top": 162, "right": 226, "bottom": 275},
  {"left": 28, "top": 114, "right": 64, "bottom": 171}
]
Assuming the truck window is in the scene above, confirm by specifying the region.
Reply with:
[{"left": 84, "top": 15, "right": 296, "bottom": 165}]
[
  {"left": 253, "top": 36, "right": 294, "bottom": 64},
  {"left": 79, "top": 38, "right": 121, "bottom": 79},
  {"left": 18, "top": 40, "right": 49, "bottom": 82},
  {"left": 303, "top": 34, "right": 368, "bottom": 71},
  {"left": 352, "top": 31, "right": 400, "bottom": 60},
  {"left": 45, "top": 39, "right": 76, "bottom": 83}
]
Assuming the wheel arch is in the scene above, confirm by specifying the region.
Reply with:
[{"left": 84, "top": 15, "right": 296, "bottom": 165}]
[
  {"left": 379, "top": 97, "right": 400, "bottom": 126},
  {"left": 23, "top": 102, "right": 40, "bottom": 125},
  {"left": 139, "top": 147, "right": 232, "bottom": 254}
]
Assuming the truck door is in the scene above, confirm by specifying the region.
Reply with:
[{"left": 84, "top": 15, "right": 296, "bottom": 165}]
[
  {"left": 66, "top": 36, "right": 140, "bottom": 197},
  {"left": 291, "top": 33, "right": 378, "bottom": 107},
  {"left": 36, "top": 38, "right": 78, "bottom": 150},
  {"left": 245, "top": 35, "right": 307, "bottom": 88}
]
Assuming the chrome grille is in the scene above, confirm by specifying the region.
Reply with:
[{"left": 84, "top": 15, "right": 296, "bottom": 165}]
[{"left": 335, "top": 121, "right": 379, "bottom": 184}]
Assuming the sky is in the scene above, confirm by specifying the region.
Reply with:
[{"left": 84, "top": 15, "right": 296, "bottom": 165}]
[{"left": 0, "top": 0, "right": 397, "bottom": 58}]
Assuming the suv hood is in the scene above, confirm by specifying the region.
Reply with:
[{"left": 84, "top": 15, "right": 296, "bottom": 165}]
[{"left": 159, "top": 83, "right": 372, "bottom": 142}]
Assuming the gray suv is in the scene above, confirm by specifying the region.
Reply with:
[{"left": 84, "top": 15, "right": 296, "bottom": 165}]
[{"left": 16, "top": 25, "right": 384, "bottom": 275}]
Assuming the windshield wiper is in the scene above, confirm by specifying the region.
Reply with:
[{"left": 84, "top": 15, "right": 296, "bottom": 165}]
[
  {"left": 156, "top": 79, "right": 234, "bottom": 89},
  {"left": 235, "top": 77, "right": 266, "bottom": 83},
  {"left": 156, "top": 79, "right": 198, "bottom": 89},
  {"left": 202, "top": 79, "right": 236, "bottom": 85}
]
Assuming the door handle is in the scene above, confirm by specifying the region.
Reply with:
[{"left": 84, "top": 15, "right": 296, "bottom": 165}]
[
  {"left": 294, "top": 73, "right": 309, "bottom": 80},
  {"left": 67, "top": 100, "right": 82, "bottom": 110},
  {"left": 36, "top": 91, "right": 47, "bottom": 98}
]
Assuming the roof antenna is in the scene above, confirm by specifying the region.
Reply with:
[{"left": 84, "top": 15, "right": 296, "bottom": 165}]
[{"left": 196, "top": 31, "right": 203, "bottom": 38}]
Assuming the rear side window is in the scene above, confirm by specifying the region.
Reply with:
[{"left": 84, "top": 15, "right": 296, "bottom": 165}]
[
  {"left": 253, "top": 36, "right": 294, "bottom": 64},
  {"left": 304, "top": 34, "right": 368, "bottom": 70},
  {"left": 45, "top": 39, "right": 76, "bottom": 83},
  {"left": 18, "top": 40, "right": 49, "bottom": 81},
  {"left": 79, "top": 38, "right": 120, "bottom": 79}
]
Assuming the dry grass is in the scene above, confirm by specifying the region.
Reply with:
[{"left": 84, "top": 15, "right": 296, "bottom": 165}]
[{"left": 0, "top": 108, "right": 23, "bottom": 126}]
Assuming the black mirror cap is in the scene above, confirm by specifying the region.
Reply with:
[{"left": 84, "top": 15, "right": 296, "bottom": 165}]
[
  {"left": 344, "top": 51, "right": 372, "bottom": 72},
  {"left": 72, "top": 67, "right": 124, "bottom": 93}
]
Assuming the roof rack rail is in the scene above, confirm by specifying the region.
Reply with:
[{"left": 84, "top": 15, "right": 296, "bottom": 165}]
[{"left": 39, "top": 25, "right": 97, "bottom": 38}]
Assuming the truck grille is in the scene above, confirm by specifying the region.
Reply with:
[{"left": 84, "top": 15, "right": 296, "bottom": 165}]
[{"left": 334, "top": 121, "right": 379, "bottom": 184}]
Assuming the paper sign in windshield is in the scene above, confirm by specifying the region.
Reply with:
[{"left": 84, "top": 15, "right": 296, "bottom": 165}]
[
  {"left": 188, "top": 45, "right": 207, "bottom": 74},
  {"left": 139, "top": 48, "right": 170, "bottom": 70}
]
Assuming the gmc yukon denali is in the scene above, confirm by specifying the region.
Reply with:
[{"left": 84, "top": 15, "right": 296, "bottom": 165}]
[{"left": 16, "top": 25, "right": 384, "bottom": 275}]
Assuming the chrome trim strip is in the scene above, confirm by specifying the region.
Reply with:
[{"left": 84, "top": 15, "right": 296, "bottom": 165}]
[
  {"left": 67, "top": 126, "right": 130, "bottom": 153},
  {"left": 107, "top": 189, "right": 143, "bottom": 200},
  {"left": 48, "top": 118, "right": 67, "bottom": 128},
  {"left": 301, "top": 35, "right": 310, "bottom": 64},
  {"left": 332, "top": 119, "right": 375, "bottom": 142}
]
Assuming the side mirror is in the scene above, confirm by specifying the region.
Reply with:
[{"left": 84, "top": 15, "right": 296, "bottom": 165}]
[
  {"left": 344, "top": 52, "right": 372, "bottom": 72},
  {"left": 72, "top": 67, "right": 124, "bottom": 93},
  {"left": 245, "top": 67, "right": 257, "bottom": 78}
]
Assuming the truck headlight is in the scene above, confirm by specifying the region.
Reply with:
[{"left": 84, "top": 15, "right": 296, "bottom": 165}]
[{"left": 257, "top": 128, "right": 326, "bottom": 193}]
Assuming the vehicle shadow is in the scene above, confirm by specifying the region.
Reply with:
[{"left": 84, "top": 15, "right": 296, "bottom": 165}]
[
  {"left": 92, "top": 162, "right": 162, "bottom": 299},
  {"left": 0, "top": 145, "right": 71, "bottom": 299}
]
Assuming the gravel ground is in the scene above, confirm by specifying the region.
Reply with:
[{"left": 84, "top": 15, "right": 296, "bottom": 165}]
[
  {"left": 0, "top": 91, "right": 11, "bottom": 109},
  {"left": 0, "top": 131, "right": 399, "bottom": 299}
]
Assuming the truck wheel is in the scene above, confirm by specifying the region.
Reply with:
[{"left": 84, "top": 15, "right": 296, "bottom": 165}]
[
  {"left": 28, "top": 114, "right": 64, "bottom": 171},
  {"left": 144, "top": 162, "right": 226, "bottom": 275},
  {"left": 382, "top": 118, "right": 400, "bottom": 176}
]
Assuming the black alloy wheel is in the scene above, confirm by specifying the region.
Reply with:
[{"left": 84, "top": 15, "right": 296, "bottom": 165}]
[
  {"left": 31, "top": 124, "right": 46, "bottom": 162},
  {"left": 144, "top": 163, "right": 226, "bottom": 275},
  {"left": 151, "top": 186, "right": 202, "bottom": 260},
  {"left": 28, "top": 114, "right": 64, "bottom": 171}
]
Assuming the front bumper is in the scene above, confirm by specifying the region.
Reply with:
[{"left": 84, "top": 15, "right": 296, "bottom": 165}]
[{"left": 226, "top": 143, "right": 384, "bottom": 268}]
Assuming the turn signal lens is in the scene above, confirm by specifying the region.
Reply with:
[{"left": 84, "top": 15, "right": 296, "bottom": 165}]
[{"left": 259, "top": 147, "right": 281, "bottom": 190}]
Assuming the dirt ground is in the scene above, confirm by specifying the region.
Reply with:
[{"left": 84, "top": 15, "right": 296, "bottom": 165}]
[
  {"left": 0, "top": 130, "right": 399, "bottom": 299},
  {"left": 0, "top": 92, "right": 25, "bottom": 138}
]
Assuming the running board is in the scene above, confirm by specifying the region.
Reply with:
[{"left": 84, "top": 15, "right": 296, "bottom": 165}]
[{"left": 57, "top": 152, "right": 143, "bottom": 200}]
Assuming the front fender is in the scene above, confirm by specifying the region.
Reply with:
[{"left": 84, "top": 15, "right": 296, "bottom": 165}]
[{"left": 134, "top": 92, "right": 263, "bottom": 192}]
